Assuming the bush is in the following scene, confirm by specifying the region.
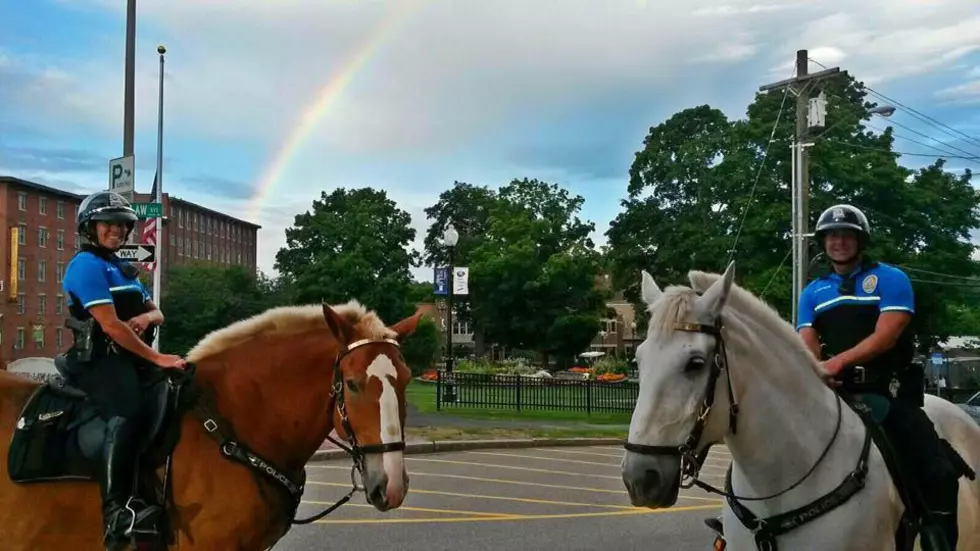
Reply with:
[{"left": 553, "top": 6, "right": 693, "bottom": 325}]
[
  {"left": 401, "top": 316, "right": 441, "bottom": 376},
  {"left": 592, "top": 357, "right": 628, "bottom": 376},
  {"left": 454, "top": 357, "right": 538, "bottom": 375}
]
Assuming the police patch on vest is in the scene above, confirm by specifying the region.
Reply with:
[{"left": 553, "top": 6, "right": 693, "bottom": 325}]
[{"left": 862, "top": 274, "right": 878, "bottom": 293}]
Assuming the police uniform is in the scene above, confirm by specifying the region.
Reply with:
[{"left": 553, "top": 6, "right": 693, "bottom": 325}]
[
  {"left": 799, "top": 204, "right": 962, "bottom": 549},
  {"left": 61, "top": 191, "right": 162, "bottom": 548},
  {"left": 797, "top": 260, "right": 917, "bottom": 397}
]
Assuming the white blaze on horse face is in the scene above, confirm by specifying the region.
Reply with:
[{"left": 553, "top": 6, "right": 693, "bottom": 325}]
[{"left": 365, "top": 353, "right": 406, "bottom": 506}]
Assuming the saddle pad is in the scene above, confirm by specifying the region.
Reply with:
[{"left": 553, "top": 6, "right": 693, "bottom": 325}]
[{"left": 7, "top": 384, "right": 98, "bottom": 483}]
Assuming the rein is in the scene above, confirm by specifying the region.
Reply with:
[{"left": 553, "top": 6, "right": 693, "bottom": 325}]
[
  {"left": 191, "top": 336, "right": 407, "bottom": 531},
  {"left": 622, "top": 318, "right": 871, "bottom": 550}
]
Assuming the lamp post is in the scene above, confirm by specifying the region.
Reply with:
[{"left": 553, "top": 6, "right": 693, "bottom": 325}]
[{"left": 443, "top": 223, "right": 459, "bottom": 403}]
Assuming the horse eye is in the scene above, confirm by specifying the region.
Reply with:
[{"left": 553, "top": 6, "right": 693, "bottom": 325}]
[
  {"left": 685, "top": 357, "right": 706, "bottom": 373},
  {"left": 346, "top": 380, "right": 359, "bottom": 392}
]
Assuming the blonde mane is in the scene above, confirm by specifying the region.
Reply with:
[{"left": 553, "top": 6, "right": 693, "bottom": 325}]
[
  {"left": 645, "top": 270, "right": 821, "bottom": 378},
  {"left": 186, "top": 300, "right": 396, "bottom": 363}
]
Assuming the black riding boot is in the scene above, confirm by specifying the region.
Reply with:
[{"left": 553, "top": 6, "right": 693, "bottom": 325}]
[
  {"left": 100, "top": 416, "right": 161, "bottom": 550},
  {"left": 919, "top": 470, "right": 959, "bottom": 551}
]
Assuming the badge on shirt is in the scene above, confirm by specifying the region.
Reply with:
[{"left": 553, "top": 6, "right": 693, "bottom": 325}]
[{"left": 862, "top": 274, "right": 878, "bottom": 293}]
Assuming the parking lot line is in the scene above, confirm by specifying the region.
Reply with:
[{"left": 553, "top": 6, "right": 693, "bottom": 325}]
[
  {"left": 300, "top": 499, "right": 516, "bottom": 518},
  {"left": 312, "top": 504, "right": 721, "bottom": 525},
  {"left": 306, "top": 464, "right": 723, "bottom": 503},
  {"left": 404, "top": 456, "right": 623, "bottom": 480},
  {"left": 531, "top": 447, "right": 625, "bottom": 459},
  {"left": 465, "top": 450, "right": 619, "bottom": 467},
  {"left": 306, "top": 480, "right": 649, "bottom": 510}
]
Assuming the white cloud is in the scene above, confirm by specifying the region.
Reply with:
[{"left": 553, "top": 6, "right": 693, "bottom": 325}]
[
  {"left": 7, "top": 0, "right": 980, "bottom": 276},
  {"left": 936, "top": 80, "right": 980, "bottom": 105}
]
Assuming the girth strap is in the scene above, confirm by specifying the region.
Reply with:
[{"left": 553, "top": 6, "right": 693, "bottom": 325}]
[{"left": 724, "top": 421, "right": 872, "bottom": 551}]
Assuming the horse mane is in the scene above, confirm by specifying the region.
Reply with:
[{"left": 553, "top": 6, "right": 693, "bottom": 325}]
[
  {"left": 687, "top": 270, "right": 822, "bottom": 376},
  {"left": 186, "top": 300, "right": 395, "bottom": 363},
  {"left": 645, "top": 270, "right": 821, "bottom": 378}
]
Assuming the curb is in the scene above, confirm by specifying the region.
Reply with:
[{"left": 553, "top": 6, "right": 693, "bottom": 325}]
[{"left": 309, "top": 437, "right": 623, "bottom": 462}]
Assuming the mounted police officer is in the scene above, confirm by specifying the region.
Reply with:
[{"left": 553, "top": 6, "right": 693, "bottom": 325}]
[
  {"left": 797, "top": 204, "right": 964, "bottom": 550},
  {"left": 61, "top": 191, "right": 185, "bottom": 549}
]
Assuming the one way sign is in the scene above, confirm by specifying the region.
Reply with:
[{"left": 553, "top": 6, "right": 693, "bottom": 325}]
[{"left": 117, "top": 244, "right": 156, "bottom": 263}]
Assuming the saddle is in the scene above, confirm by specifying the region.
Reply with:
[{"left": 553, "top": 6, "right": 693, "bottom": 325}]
[{"left": 6, "top": 354, "right": 197, "bottom": 544}]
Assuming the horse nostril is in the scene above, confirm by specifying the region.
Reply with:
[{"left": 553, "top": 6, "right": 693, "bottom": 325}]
[{"left": 369, "top": 485, "right": 385, "bottom": 504}]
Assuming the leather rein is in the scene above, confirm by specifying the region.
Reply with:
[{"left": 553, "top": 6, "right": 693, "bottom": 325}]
[
  {"left": 622, "top": 318, "right": 871, "bottom": 550},
  {"left": 191, "top": 336, "right": 407, "bottom": 529}
]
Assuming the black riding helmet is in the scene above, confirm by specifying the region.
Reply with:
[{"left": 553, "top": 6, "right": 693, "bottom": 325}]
[
  {"left": 76, "top": 191, "right": 138, "bottom": 249},
  {"left": 814, "top": 204, "right": 871, "bottom": 252}
]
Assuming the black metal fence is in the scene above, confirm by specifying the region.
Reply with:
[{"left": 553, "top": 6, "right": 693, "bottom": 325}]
[{"left": 435, "top": 370, "right": 639, "bottom": 414}]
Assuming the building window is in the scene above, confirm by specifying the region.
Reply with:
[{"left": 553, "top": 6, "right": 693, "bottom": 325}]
[
  {"left": 57, "top": 200, "right": 65, "bottom": 219},
  {"left": 18, "top": 258, "right": 25, "bottom": 281},
  {"left": 18, "top": 223, "right": 26, "bottom": 246},
  {"left": 15, "top": 328, "right": 25, "bottom": 350},
  {"left": 39, "top": 197, "right": 47, "bottom": 215},
  {"left": 17, "top": 293, "right": 25, "bottom": 314},
  {"left": 57, "top": 229, "right": 65, "bottom": 250},
  {"left": 18, "top": 192, "right": 26, "bottom": 211},
  {"left": 34, "top": 326, "right": 44, "bottom": 350},
  {"left": 56, "top": 328, "right": 64, "bottom": 348},
  {"left": 38, "top": 294, "right": 46, "bottom": 315},
  {"left": 38, "top": 227, "right": 48, "bottom": 248},
  {"left": 38, "top": 260, "right": 46, "bottom": 282},
  {"left": 178, "top": 209, "right": 183, "bottom": 228},
  {"left": 74, "top": 234, "right": 80, "bottom": 251},
  {"left": 57, "top": 294, "right": 64, "bottom": 315},
  {"left": 56, "top": 261, "right": 64, "bottom": 283}
]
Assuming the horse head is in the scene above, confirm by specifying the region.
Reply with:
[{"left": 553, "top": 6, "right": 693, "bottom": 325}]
[
  {"left": 320, "top": 303, "right": 420, "bottom": 512},
  {"left": 622, "top": 261, "right": 737, "bottom": 508}
]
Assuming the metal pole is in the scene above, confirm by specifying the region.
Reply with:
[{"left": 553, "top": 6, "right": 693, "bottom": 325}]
[
  {"left": 791, "top": 141, "right": 798, "bottom": 328},
  {"left": 794, "top": 50, "right": 811, "bottom": 300},
  {"left": 123, "top": 0, "right": 136, "bottom": 157},
  {"left": 445, "top": 252, "right": 456, "bottom": 402},
  {"left": 151, "top": 45, "right": 165, "bottom": 351}
]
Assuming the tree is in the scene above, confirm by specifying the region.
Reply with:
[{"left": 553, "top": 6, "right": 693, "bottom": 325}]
[
  {"left": 274, "top": 188, "right": 420, "bottom": 324},
  {"left": 161, "top": 264, "right": 289, "bottom": 355},
  {"left": 462, "top": 178, "right": 607, "bottom": 366},
  {"left": 605, "top": 75, "right": 980, "bottom": 350},
  {"left": 400, "top": 315, "right": 442, "bottom": 375}
]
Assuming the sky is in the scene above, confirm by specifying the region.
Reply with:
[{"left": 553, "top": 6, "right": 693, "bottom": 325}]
[{"left": 1, "top": 0, "right": 979, "bottom": 283}]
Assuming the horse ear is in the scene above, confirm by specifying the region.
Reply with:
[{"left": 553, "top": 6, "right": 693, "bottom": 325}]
[
  {"left": 322, "top": 303, "right": 354, "bottom": 344},
  {"left": 641, "top": 270, "right": 662, "bottom": 306},
  {"left": 696, "top": 261, "right": 735, "bottom": 319},
  {"left": 390, "top": 310, "right": 424, "bottom": 342}
]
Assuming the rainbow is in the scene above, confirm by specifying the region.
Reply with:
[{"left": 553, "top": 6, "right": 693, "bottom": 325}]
[{"left": 246, "top": 3, "right": 417, "bottom": 223}]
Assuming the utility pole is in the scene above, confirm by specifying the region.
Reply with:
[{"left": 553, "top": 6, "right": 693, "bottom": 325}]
[
  {"left": 124, "top": 0, "right": 136, "bottom": 159},
  {"left": 759, "top": 49, "right": 843, "bottom": 327}
]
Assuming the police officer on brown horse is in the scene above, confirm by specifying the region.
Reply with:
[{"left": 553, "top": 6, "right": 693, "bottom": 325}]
[{"left": 61, "top": 191, "right": 186, "bottom": 549}]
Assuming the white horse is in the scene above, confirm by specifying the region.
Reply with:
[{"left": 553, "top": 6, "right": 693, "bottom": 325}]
[{"left": 620, "top": 262, "right": 980, "bottom": 551}]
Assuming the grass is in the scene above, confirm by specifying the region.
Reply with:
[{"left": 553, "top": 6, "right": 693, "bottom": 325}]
[
  {"left": 405, "top": 425, "right": 628, "bottom": 441},
  {"left": 406, "top": 381, "right": 633, "bottom": 426}
]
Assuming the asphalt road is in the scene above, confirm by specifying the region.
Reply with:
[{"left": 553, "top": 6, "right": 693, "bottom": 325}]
[{"left": 275, "top": 445, "right": 731, "bottom": 551}]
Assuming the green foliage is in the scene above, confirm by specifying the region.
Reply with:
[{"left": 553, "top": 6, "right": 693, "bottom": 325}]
[
  {"left": 160, "top": 264, "right": 290, "bottom": 355},
  {"left": 454, "top": 357, "right": 538, "bottom": 375},
  {"left": 606, "top": 76, "right": 980, "bottom": 351},
  {"left": 274, "top": 187, "right": 420, "bottom": 324},
  {"left": 400, "top": 315, "right": 441, "bottom": 376},
  {"left": 424, "top": 179, "right": 607, "bottom": 364},
  {"left": 592, "top": 356, "right": 629, "bottom": 376}
]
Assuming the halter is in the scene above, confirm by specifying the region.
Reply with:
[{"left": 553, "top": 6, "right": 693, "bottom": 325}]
[
  {"left": 622, "top": 317, "right": 871, "bottom": 551},
  {"left": 193, "top": 336, "right": 407, "bottom": 530}
]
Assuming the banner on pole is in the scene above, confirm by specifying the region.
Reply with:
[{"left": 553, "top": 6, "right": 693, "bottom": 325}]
[{"left": 453, "top": 267, "right": 469, "bottom": 295}]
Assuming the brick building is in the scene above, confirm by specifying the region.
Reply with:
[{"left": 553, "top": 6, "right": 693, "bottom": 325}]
[{"left": 0, "top": 176, "right": 260, "bottom": 366}]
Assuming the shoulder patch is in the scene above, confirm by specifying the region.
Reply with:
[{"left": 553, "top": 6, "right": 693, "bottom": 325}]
[{"left": 862, "top": 273, "right": 878, "bottom": 293}]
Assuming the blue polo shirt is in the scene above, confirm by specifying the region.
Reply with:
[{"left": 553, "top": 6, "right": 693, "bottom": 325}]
[
  {"left": 63, "top": 251, "right": 149, "bottom": 312},
  {"left": 797, "top": 261, "right": 915, "bottom": 369}
]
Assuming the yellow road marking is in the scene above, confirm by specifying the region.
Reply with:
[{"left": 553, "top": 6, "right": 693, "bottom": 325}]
[
  {"left": 531, "top": 447, "right": 625, "bottom": 459},
  {"left": 466, "top": 450, "right": 620, "bottom": 467},
  {"left": 300, "top": 499, "right": 515, "bottom": 518},
  {"left": 312, "top": 504, "right": 721, "bottom": 524},
  {"left": 406, "top": 456, "right": 623, "bottom": 479},
  {"left": 305, "top": 465, "right": 722, "bottom": 503},
  {"left": 306, "top": 481, "right": 646, "bottom": 510}
]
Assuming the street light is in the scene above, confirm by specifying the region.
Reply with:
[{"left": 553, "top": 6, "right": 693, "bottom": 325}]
[
  {"left": 442, "top": 223, "right": 459, "bottom": 403},
  {"left": 869, "top": 105, "right": 896, "bottom": 117}
]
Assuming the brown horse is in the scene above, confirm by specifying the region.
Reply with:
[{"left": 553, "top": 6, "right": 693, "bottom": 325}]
[{"left": 0, "top": 300, "right": 422, "bottom": 550}]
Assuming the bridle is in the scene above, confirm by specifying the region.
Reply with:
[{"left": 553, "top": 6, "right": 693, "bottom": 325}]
[
  {"left": 622, "top": 319, "right": 739, "bottom": 488},
  {"left": 193, "top": 336, "right": 408, "bottom": 531},
  {"left": 622, "top": 317, "right": 870, "bottom": 551}
]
